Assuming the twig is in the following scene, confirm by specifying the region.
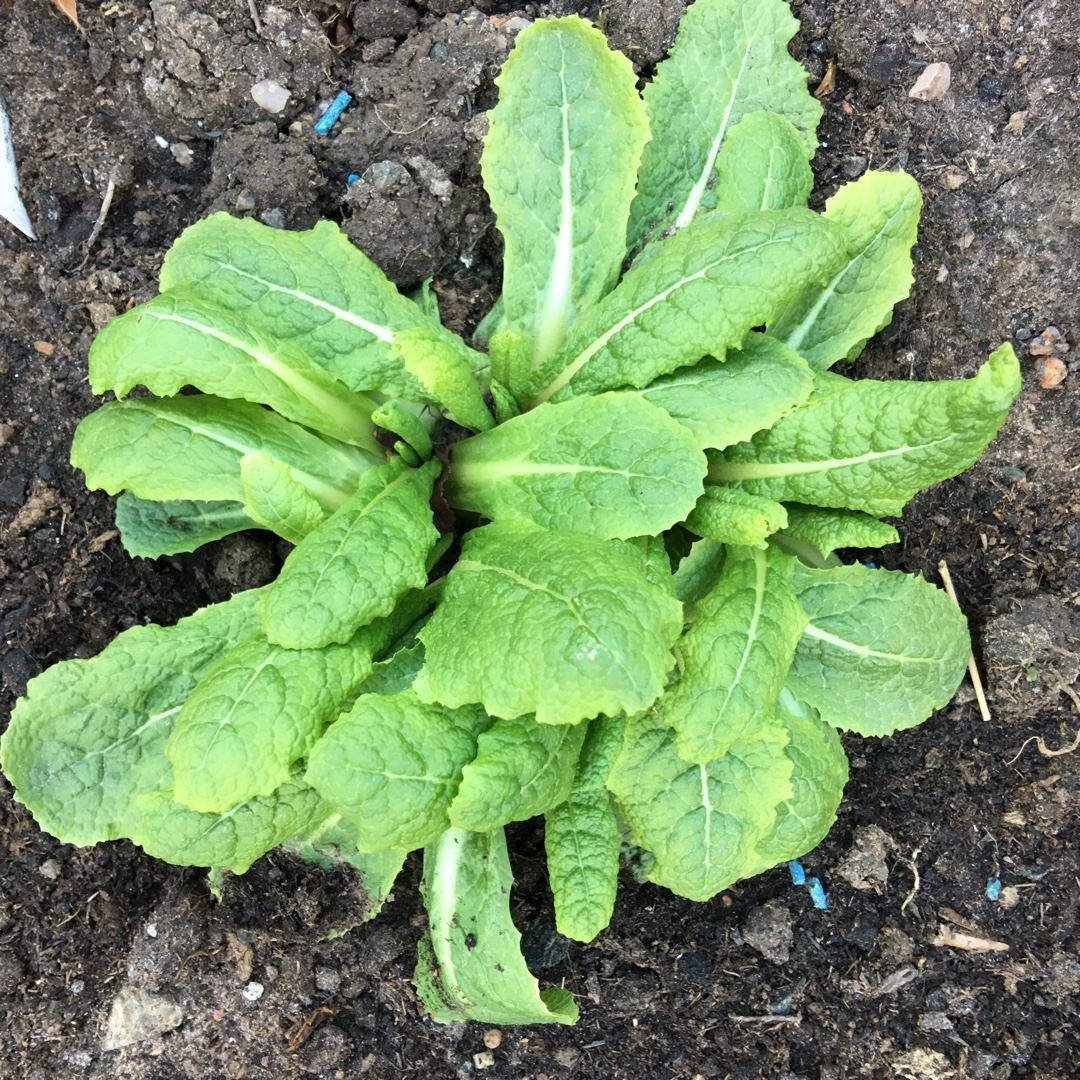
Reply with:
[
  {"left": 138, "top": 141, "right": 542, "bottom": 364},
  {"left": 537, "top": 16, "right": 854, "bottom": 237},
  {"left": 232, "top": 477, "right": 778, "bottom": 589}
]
[
  {"left": 1005, "top": 677, "right": 1080, "bottom": 764},
  {"left": 938, "top": 560, "right": 991, "bottom": 721},
  {"left": 247, "top": 0, "right": 263, "bottom": 35},
  {"left": 900, "top": 846, "right": 921, "bottom": 912},
  {"left": 729, "top": 1013, "right": 801, "bottom": 1025},
  {"left": 75, "top": 165, "right": 120, "bottom": 270},
  {"left": 373, "top": 104, "right": 434, "bottom": 136}
]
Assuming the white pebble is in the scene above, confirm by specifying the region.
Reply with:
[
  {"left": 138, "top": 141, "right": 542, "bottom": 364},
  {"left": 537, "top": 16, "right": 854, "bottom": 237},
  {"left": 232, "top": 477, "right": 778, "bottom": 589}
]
[
  {"left": 242, "top": 981, "right": 265, "bottom": 1002},
  {"left": 251, "top": 79, "right": 291, "bottom": 114}
]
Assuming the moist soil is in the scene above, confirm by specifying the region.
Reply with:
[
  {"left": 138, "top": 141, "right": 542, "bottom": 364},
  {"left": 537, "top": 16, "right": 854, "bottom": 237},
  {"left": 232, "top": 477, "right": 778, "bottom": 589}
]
[{"left": 1, "top": 1, "right": 1079, "bottom": 1077}]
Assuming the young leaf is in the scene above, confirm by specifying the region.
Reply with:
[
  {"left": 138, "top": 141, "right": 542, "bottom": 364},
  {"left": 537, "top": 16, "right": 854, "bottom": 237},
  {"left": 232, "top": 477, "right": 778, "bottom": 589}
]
[
  {"left": 416, "top": 827, "right": 578, "bottom": 1024},
  {"left": 0, "top": 591, "right": 262, "bottom": 846},
  {"left": 255, "top": 459, "right": 440, "bottom": 650},
  {"left": 448, "top": 716, "right": 588, "bottom": 832},
  {"left": 684, "top": 486, "right": 788, "bottom": 548},
  {"left": 392, "top": 327, "right": 494, "bottom": 432},
  {"left": 607, "top": 708, "right": 793, "bottom": 901},
  {"left": 165, "top": 629, "right": 378, "bottom": 814},
  {"left": 529, "top": 209, "right": 845, "bottom": 404},
  {"left": 134, "top": 778, "right": 328, "bottom": 875},
  {"left": 447, "top": 392, "right": 706, "bottom": 540},
  {"left": 72, "top": 395, "right": 366, "bottom": 510},
  {"left": 158, "top": 214, "right": 449, "bottom": 399},
  {"left": 786, "top": 563, "right": 971, "bottom": 736},
  {"left": 114, "top": 493, "right": 255, "bottom": 558},
  {"left": 709, "top": 111, "right": 814, "bottom": 216},
  {"left": 305, "top": 691, "right": 488, "bottom": 853},
  {"left": 633, "top": 333, "right": 814, "bottom": 450},
  {"left": 768, "top": 170, "right": 922, "bottom": 369},
  {"left": 671, "top": 537, "right": 726, "bottom": 612},
  {"left": 89, "top": 288, "right": 382, "bottom": 452},
  {"left": 414, "top": 522, "right": 683, "bottom": 725},
  {"left": 779, "top": 504, "right": 899, "bottom": 560},
  {"left": 664, "top": 545, "right": 806, "bottom": 764},
  {"left": 748, "top": 690, "right": 849, "bottom": 870},
  {"left": 482, "top": 16, "right": 650, "bottom": 367},
  {"left": 627, "top": 0, "right": 820, "bottom": 248},
  {"left": 240, "top": 452, "right": 329, "bottom": 545},
  {"left": 709, "top": 344, "right": 1023, "bottom": 516}
]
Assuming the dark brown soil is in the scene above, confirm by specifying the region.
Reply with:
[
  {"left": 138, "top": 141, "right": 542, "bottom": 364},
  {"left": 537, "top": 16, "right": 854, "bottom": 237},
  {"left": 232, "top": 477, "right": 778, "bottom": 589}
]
[{"left": 2, "top": 1, "right": 1078, "bottom": 1077}]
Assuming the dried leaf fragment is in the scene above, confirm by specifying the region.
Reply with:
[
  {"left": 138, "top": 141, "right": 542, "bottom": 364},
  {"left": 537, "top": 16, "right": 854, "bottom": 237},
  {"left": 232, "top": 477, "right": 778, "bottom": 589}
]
[
  {"left": 48, "top": 0, "right": 80, "bottom": 28},
  {"left": 908, "top": 62, "right": 951, "bottom": 101},
  {"left": 932, "top": 923, "right": 1009, "bottom": 952}
]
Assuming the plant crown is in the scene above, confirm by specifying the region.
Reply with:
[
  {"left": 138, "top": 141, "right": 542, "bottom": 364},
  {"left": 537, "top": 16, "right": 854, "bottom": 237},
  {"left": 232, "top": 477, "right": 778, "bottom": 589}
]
[{"left": 1, "top": 0, "right": 1020, "bottom": 1025}]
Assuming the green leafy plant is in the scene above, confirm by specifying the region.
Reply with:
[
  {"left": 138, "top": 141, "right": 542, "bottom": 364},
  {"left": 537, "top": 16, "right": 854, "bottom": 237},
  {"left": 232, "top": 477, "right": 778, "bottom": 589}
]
[{"left": 1, "top": 0, "right": 1020, "bottom": 1025}]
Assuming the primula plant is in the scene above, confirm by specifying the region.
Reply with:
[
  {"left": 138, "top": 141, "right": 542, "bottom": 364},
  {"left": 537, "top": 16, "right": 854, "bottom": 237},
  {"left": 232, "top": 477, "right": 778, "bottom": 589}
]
[{"left": 1, "top": 0, "right": 1019, "bottom": 1025}]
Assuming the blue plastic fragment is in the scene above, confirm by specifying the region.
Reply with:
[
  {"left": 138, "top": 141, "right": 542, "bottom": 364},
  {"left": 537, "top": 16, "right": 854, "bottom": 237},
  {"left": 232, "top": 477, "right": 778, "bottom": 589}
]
[
  {"left": 808, "top": 877, "right": 828, "bottom": 910},
  {"left": 863, "top": 561, "right": 878, "bottom": 569},
  {"left": 788, "top": 860, "right": 807, "bottom": 886},
  {"left": 314, "top": 91, "right": 353, "bottom": 137},
  {"left": 346, "top": 173, "right": 360, "bottom": 186},
  {"left": 986, "top": 876, "right": 1002, "bottom": 901}
]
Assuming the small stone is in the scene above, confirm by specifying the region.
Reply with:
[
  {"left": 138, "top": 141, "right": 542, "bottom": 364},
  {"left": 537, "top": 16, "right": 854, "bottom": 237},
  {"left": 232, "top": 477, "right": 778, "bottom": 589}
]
[
  {"left": 836, "top": 824, "right": 895, "bottom": 892},
  {"left": 429, "top": 43, "right": 449, "bottom": 61},
  {"left": 314, "top": 966, "right": 341, "bottom": 992},
  {"left": 908, "top": 62, "right": 951, "bottom": 101},
  {"left": 473, "top": 1050, "right": 495, "bottom": 1069},
  {"left": 365, "top": 160, "right": 410, "bottom": 193},
  {"left": 242, "top": 981, "right": 265, "bottom": 1002},
  {"left": 86, "top": 302, "right": 117, "bottom": 330},
  {"left": 940, "top": 166, "right": 968, "bottom": 190},
  {"left": 145, "top": 923, "right": 157, "bottom": 938},
  {"left": 1028, "top": 326, "right": 1068, "bottom": 356},
  {"left": 918, "top": 1010, "right": 954, "bottom": 1033},
  {"left": 502, "top": 16, "right": 532, "bottom": 33},
  {"left": 259, "top": 208, "right": 286, "bottom": 230},
  {"left": 841, "top": 153, "right": 868, "bottom": 179},
  {"left": 1038, "top": 356, "right": 1067, "bottom": 388},
  {"left": 170, "top": 142, "right": 193, "bottom": 167},
  {"left": 251, "top": 79, "right": 291, "bottom": 114},
  {"left": 33, "top": 340, "right": 55, "bottom": 355},
  {"left": 235, "top": 190, "right": 256, "bottom": 211},
  {"left": 102, "top": 987, "right": 183, "bottom": 1050},
  {"left": 483, "top": 1029, "right": 502, "bottom": 1049},
  {"left": 0, "top": 423, "right": 15, "bottom": 449},
  {"left": 741, "top": 900, "right": 794, "bottom": 964},
  {"left": 38, "top": 859, "right": 61, "bottom": 880}
]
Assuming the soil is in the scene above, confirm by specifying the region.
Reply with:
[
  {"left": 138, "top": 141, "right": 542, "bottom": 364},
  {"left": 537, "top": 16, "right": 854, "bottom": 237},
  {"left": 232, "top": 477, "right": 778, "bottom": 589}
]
[{"left": 1, "top": 0, "right": 1078, "bottom": 1077}]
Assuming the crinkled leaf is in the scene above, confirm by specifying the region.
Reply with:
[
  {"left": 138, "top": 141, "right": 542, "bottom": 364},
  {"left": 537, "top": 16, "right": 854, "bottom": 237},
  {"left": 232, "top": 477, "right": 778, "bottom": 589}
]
[
  {"left": 72, "top": 395, "right": 365, "bottom": 510},
  {"left": 482, "top": 16, "right": 649, "bottom": 366},
  {"left": 628, "top": 0, "right": 820, "bottom": 248},
  {"left": 449, "top": 716, "right": 587, "bottom": 832},
  {"left": 414, "top": 522, "right": 683, "bottom": 725},
  {"left": 786, "top": 563, "right": 971, "bottom": 736},
  {"left": 240, "top": 451, "right": 329, "bottom": 545},
  {"left": 135, "top": 778, "right": 327, "bottom": 875},
  {"left": 665, "top": 545, "right": 806, "bottom": 763},
  {"left": 685, "top": 487, "right": 788, "bottom": 548},
  {"left": 447, "top": 393, "right": 705, "bottom": 540},
  {"left": 625, "top": 534, "right": 676, "bottom": 596},
  {"left": 256, "top": 459, "right": 440, "bottom": 650},
  {"left": 0, "top": 592, "right": 262, "bottom": 846},
  {"left": 607, "top": 708, "right": 792, "bottom": 901},
  {"left": 392, "top": 327, "right": 494, "bottom": 432},
  {"left": 769, "top": 171, "right": 921, "bottom": 369},
  {"left": 530, "top": 209, "right": 845, "bottom": 404},
  {"left": 416, "top": 827, "right": 578, "bottom": 1024},
  {"left": 355, "top": 643, "right": 426, "bottom": 697},
  {"left": 633, "top": 333, "right": 813, "bottom": 450},
  {"left": 780, "top": 504, "right": 899, "bottom": 560},
  {"left": 671, "top": 537, "right": 726, "bottom": 613},
  {"left": 710, "top": 345, "right": 1022, "bottom": 516},
  {"left": 305, "top": 691, "right": 488, "bottom": 853},
  {"left": 114, "top": 493, "right": 255, "bottom": 558}
]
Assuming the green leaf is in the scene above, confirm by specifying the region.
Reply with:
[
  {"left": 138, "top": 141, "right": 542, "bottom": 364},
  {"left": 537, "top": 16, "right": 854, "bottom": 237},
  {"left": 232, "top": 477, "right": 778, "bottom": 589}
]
[
  {"left": 114, "top": 493, "right": 255, "bottom": 557},
  {"left": 769, "top": 171, "right": 922, "bottom": 369},
  {"left": 355, "top": 642, "right": 426, "bottom": 697},
  {"left": 240, "top": 452, "right": 329, "bottom": 545},
  {"left": 256, "top": 459, "right": 440, "bottom": 650},
  {"left": 607, "top": 708, "right": 793, "bottom": 901},
  {"left": 134, "top": 778, "right": 328, "bottom": 875},
  {"left": 0, "top": 591, "right": 262, "bottom": 846},
  {"left": 371, "top": 401, "right": 433, "bottom": 462},
  {"left": 165, "top": 627, "right": 380, "bottom": 814},
  {"left": 157, "top": 213, "right": 447, "bottom": 399},
  {"left": 625, "top": 534, "right": 677, "bottom": 596},
  {"left": 779, "top": 505, "right": 899, "bottom": 560},
  {"left": 709, "top": 344, "right": 1023, "bottom": 516},
  {"left": 482, "top": 16, "right": 650, "bottom": 367},
  {"left": 416, "top": 827, "right": 578, "bottom": 1024},
  {"left": 709, "top": 111, "right": 814, "bottom": 216},
  {"left": 72, "top": 395, "right": 367, "bottom": 511},
  {"left": 627, "top": 0, "right": 820, "bottom": 248},
  {"left": 448, "top": 716, "right": 587, "bottom": 832},
  {"left": 305, "top": 691, "right": 488, "bottom": 853},
  {"left": 633, "top": 333, "right": 814, "bottom": 450},
  {"left": 786, "top": 563, "right": 971, "bottom": 735},
  {"left": 414, "top": 522, "right": 683, "bottom": 725},
  {"left": 89, "top": 288, "right": 381, "bottom": 452},
  {"left": 665, "top": 545, "right": 807, "bottom": 763},
  {"left": 685, "top": 487, "right": 788, "bottom": 548},
  {"left": 447, "top": 393, "right": 706, "bottom": 540},
  {"left": 749, "top": 689, "right": 848, "bottom": 869},
  {"left": 671, "top": 537, "right": 726, "bottom": 613},
  {"left": 530, "top": 209, "right": 845, "bottom": 405}
]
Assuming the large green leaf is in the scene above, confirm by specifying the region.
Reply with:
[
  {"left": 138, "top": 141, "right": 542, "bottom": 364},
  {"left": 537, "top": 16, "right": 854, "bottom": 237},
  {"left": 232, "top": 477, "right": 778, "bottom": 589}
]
[
  {"left": 447, "top": 393, "right": 705, "bottom": 540},
  {"left": 786, "top": 563, "right": 971, "bottom": 735},
  {"left": 305, "top": 691, "right": 488, "bottom": 853},
  {"left": 607, "top": 708, "right": 792, "bottom": 902},
  {"left": 529, "top": 209, "right": 845, "bottom": 404},
  {"left": 239, "top": 452, "right": 329, "bottom": 545},
  {"left": 664, "top": 545, "right": 806, "bottom": 764},
  {"left": 709, "top": 344, "right": 1022, "bottom": 516},
  {"left": 769, "top": 171, "right": 922, "bottom": 369},
  {"left": 256, "top": 458, "right": 440, "bottom": 650},
  {"left": 114, "top": 493, "right": 256, "bottom": 558},
  {"left": 414, "top": 522, "right": 683, "bottom": 725},
  {"left": 627, "top": 0, "right": 820, "bottom": 248},
  {"left": 0, "top": 592, "right": 261, "bottom": 846},
  {"left": 779, "top": 504, "right": 899, "bottom": 560},
  {"left": 482, "top": 16, "right": 649, "bottom": 368},
  {"left": 416, "top": 828, "right": 578, "bottom": 1024}
]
